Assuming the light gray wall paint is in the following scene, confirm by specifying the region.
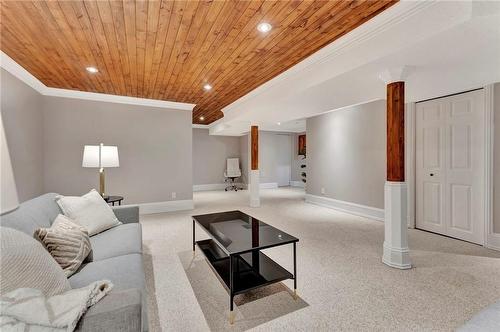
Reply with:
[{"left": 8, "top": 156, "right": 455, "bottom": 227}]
[
  {"left": 238, "top": 132, "right": 293, "bottom": 186},
  {"left": 291, "top": 132, "right": 306, "bottom": 182},
  {"left": 0, "top": 69, "right": 44, "bottom": 202},
  {"left": 239, "top": 134, "right": 249, "bottom": 184},
  {"left": 306, "top": 100, "right": 386, "bottom": 209},
  {"left": 192, "top": 129, "right": 240, "bottom": 185},
  {"left": 494, "top": 83, "right": 500, "bottom": 233},
  {"left": 43, "top": 96, "right": 192, "bottom": 205}
]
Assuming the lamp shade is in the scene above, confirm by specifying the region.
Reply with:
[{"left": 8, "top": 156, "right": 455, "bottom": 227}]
[
  {"left": 1, "top": 115, "right": 19, "bottom": 214},
  {"left": 82, "top": 144, "right": 119, "bottom": 168}
]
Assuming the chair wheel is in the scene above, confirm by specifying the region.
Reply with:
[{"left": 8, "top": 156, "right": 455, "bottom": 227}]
[{"left": 225, "top": 188, "right": 228, "bottom": 191}]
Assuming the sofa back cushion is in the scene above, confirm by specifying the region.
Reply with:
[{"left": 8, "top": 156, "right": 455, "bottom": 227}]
[{"left": 0, "top": 193, "right": 60, "bottom": 236}]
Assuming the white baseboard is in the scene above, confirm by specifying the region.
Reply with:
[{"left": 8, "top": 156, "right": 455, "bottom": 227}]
[
  {"left": 260, "top": 182, "right": 278, "bottom": 189},
  {"left": 290, "top": 181, "right": 305, "bottom": 188},
  {"left": 487, "top": 233, "right": 500, "bottom": 251},
  {"left": 305, "top": 194, "right": 384, "bottom": 222},
  {"left": 193, "top": 183, "right": 244, "bottom": 192},
  {"left": 138, "top": 199, "right": 194, "bottom": 215}
]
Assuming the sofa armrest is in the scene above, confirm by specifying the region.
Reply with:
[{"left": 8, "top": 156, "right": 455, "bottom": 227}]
[
  {"left": 75, "top": 288, "right": 142, "bottom": 332},
  {"left": 112, "top": 205, "right": 139, "bottom": 224}
]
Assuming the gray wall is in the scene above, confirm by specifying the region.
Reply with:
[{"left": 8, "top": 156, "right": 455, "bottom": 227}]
[
  {"left": 43, "top": 97, "right": 192, "bottom": 205},
  {"left": 291, "top": 132, "right": 306, "bottom": 182},
  {"left": 192, "top": 129, "right": 240, "bottom": 185},
  {"left": 239, "top": 134, "right": 249, "bottom": 184},
  {"left": 306, "top": 100, "right": 386, "bottom": 209},
  {"left": 494, "top": 83, "right": 500, "bottom": 233},
  {"left": 239, "top": 131, "right": 293, "bottom": 186},
  {"left": 0, "top": 69, "right": 44, "bottom": 202}
]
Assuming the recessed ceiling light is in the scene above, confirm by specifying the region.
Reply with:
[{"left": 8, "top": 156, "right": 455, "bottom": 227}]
[
  {"left": 257, "top": 22, "right": 272, "bottom": 33},
  {"left": 277, "top": 122, "right": 281, "bottom": 125},
  {"left": 86, "top": 66, "right": 98, "bottom": 73},
  {"left": 199, "top": 116, "right": 205, "bottom": 121},
  {"left": 203, "top": 84, "right": 212, "bottom": 91}
]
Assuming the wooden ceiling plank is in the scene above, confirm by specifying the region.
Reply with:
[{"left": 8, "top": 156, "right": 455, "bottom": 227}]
[
  {"left": 55, "top": 0, "right": 109, "bottom": 93},
  {"left": 148, "top": 0, "right": 174, "bottom": 99},
  {"left": 200, "top": 1, "right": 391, "bottom": 118},
  {"left": 135, "top": 0, "right": 148, "bottom": 97},
  {"left": 164, "top": 0, "right": 213, "bottom": 102},
  {"left": 143, "top": 0, "right": 161, "bottom": 99},
  {"left": 197, "top": 0, "right": 343, "bottom": 117},
  {"left": 95, "top": 0, "right": 128, "bottom": 96},
  {"left": 191, "top": 0, "right": 309, "bottom": 109},
  {"left": 201, "top": 0, "right": 375, "bottom": 115},
  {"left": 1, "top": 2, "right": 75, "bottom": 89},
  {"left": 77, "top": 0, "right": 121, "bottom": 95},
  {"left": 122, "top": 0, "right": 138, "bottom": 97},
  {"left": 183, "top": 0, "right": 267, "bottom": 102},
  {"left": 169, "top": 0, "right": 226, "bottom": 102},
  {"left": 1, "top": 31, "right": 59, "bottom": 87},
  {"left": 26, "top": 1, "right": 84, "bottom": 90},
  {"left": 188, "top": 0, "right": 286, "bottom": 104},
  {"left": 108, "top": 0, "right": 133, "bottom": 96},
  {"left": 158, "top": 0, "right": 200, "bottom": 100},
  {"left": 151, "top": 0, "right": 188, "bottom": 99},
  {"left": 66, "top": 0, "right": 116, "bottom": 94},
  {"left": 170, "top": 0, "right": 243, "bottom": 102}
]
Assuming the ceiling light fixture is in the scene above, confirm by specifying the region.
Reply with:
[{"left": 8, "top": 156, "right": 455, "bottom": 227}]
[
  {"left": 257, "top": 22, "right": 272, "bottom": 33},
  {"left": 199, "top": 116, "right": 205, "bottom": 121},
  {"left": 203, "top": 84, "right": 212, "bottom": 91},
  {"left": 277, "top": 122, "right": 281, "bottom": 125},
  {"left": 86, "top": 66, "right": 98, "bottom": 74}
]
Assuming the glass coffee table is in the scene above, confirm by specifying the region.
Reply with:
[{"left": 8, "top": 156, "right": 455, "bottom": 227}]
[{"left": 192, "top": 210, "right": 299, "bottom": 324}]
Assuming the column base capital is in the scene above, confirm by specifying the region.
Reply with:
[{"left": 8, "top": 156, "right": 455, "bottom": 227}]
[{"left": 382, "top": 242, "right": 412, "bottom": 269}]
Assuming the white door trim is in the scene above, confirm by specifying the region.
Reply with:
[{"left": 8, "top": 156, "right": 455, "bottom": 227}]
[
  {"left": 406, "top": 102, "right": 416, "bottom": 228},
  {"left": 484, "top": 84, "right": 500, "bottom": 250}
]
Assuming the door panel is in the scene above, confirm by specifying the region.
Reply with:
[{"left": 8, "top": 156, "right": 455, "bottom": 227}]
[{"left": 416, "top": 90, "right": 484, "bottom": 244}]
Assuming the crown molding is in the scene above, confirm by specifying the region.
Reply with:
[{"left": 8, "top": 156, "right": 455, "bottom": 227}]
[
  {"left": 221, "top": 1, "right": 434, "bottom": 116},
  {"left": 0, "top": 51, "right": 196, "bottom": 111},
  {"left": 192, "top": 124, "right": 210, "bottom": 129}
]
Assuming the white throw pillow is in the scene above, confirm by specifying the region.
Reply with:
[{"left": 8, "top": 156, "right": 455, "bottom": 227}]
[
  {"left": 0, "top": 227, "right": 71, "bottom": 296},
  {"left": 56, "top": 189, "right": 121, "bottom": 236}
]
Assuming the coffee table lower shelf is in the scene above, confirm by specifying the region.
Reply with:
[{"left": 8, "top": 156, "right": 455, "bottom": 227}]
[{"left": 196, "top": 239, "right": 294, "bottom": 296}]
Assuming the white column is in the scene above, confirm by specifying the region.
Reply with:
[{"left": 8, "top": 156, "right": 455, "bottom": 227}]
[
  {"left": 383, "top": 181, "right": 411, "bottom": 269},
  {"left": 249, "top": 170, "right": 260, "bottom": 207}
]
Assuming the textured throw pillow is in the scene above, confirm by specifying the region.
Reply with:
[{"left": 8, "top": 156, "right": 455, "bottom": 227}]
[
  {"left": 34, "top": 214, "right": 92, "bottom": 277},
  {"left": 0, "top": 227, "right": 71, "bottom": 296},
  {"left": 55, "top": 189, "right": 121, "bottom": 236}
]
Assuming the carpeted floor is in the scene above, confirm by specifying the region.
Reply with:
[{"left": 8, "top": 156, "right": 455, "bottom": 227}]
[{"left": 141, "top": 187, "right": 500, "bottom": 332}]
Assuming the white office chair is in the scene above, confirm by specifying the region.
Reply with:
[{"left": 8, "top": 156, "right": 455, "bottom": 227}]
[{"left": 224, "top": 158, "right": 241, "bottom": 191}]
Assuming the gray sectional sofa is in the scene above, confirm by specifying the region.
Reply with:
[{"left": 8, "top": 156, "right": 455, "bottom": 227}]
[{"left": 1, "top": 193, "right": 147, "bottom": 332}]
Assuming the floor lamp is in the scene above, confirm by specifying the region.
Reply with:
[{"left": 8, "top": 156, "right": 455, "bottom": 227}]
[{"left": 82, "top": 143, "right": 119, "bottom": 198}]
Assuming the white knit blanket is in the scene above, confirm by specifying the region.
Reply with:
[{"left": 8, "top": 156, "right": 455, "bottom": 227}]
[{"left": 0, "top": 280, "right": 113, "bottom": 332}]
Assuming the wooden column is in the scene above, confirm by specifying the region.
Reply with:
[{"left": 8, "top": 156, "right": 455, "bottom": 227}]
[
  {"left": 387, "top": 81, "right": 405, "bottom": 182},
  {"left": 251, "top": 126, "right": 258, "bottom": 170}
]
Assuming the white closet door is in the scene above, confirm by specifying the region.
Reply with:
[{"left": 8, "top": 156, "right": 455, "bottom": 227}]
[{"left": 416, "top": 90, "right": 484, "bottom": 244}]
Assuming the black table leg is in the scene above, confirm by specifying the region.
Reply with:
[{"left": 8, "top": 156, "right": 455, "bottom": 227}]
[
  {"left": 229, "top": 255, "right": 235, "bottom": 324},
  {"left": 293, "top": 242, "right": 297, "bottom": 299},
  {"left": 192, "top": 220, "right": 195, "bottom": 255}
]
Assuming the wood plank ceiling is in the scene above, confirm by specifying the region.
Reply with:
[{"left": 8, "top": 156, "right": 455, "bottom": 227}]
[{"left": 0, "top": 0, "right": 397, "bottom": 124}]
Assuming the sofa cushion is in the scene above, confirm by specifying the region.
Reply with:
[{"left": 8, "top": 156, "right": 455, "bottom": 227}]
[
  {"left": 0, "top": 193, "right": 60, "bottom": 236},
  {"left": 69, "top": 254, "right": 147, "bottom": 331},
  {"left": 89, "top": 223, "right": 142, "bottom": 261}
]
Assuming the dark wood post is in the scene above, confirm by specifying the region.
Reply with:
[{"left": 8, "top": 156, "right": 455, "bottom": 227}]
[
  {"left": 387, "top": 81, "right": 405, "bottom": 182},
  {"left": 251, "top": 126, "right": 258, "bottom": 170}
]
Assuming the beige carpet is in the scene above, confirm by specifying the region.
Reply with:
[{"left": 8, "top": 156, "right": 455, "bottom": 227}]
[{"left": 141, "top": 187, "right": 500, "bottom": 331}]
